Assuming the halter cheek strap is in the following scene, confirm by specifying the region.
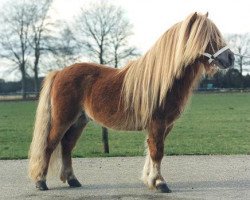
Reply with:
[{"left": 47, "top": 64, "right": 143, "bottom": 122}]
[{"left": 202, "top": 46, "right": 230, "bottom": 64}]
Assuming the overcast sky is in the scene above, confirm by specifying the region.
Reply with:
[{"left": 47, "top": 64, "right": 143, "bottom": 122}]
[
  {"left": 52, "top": 0, "right": 250, "bottom": 51},
  {"left": 0, "top": 0, "right": 250, "bottom": 80}
]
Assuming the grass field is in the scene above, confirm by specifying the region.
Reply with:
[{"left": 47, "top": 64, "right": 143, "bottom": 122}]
[{"left": 0, "top": 93, "right": 249, "bottom": 159}]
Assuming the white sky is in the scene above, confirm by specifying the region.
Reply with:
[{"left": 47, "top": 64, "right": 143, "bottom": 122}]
[
  {"left": 1, "top": 0, "right": 250, "bottom": 80},
  {"left": 52, "top": 0, "right": 250, "bottom": 51}
]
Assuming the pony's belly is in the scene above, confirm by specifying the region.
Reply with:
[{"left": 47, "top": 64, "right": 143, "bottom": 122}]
[{"left": 84, "top": 108, "right": 143, "bottom": 131}]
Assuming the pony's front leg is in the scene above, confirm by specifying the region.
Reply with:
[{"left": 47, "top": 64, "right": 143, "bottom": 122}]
[
  {"left": 143, "top": 123, "right": 173, "bottom": 193},
  {"left": 141, "top": 148, "right": 151, "bottom": 185}
]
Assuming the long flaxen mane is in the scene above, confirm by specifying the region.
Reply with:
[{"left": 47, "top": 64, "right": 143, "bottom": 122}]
[{"left": 121, "top": 13, "right": 225, "bottom": 128}]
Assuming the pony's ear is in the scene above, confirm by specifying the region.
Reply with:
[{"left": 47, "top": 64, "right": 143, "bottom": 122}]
[
  {"left": 186, "top": 12, "right": 197, "bottom": 33},
  {"left": 205, "top": 12, "right": 209, "bottom": 17},
  {"left": 189, "top": 12, "right": 198, "bottom": 24}
]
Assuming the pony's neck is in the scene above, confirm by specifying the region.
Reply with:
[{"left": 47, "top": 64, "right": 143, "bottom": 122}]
[
  {"left": 156, "top": 61, "right": 203, "bottom": 122},
  {"left": 172, "top": 61, "right": 202, "bottom": 98}
]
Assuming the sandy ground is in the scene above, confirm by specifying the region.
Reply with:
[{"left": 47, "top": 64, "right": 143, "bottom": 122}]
[{"left": 0, "top": 155, "right": 249, "bottom": 200}]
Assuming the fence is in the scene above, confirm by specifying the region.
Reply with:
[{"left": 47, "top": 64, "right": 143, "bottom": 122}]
[
  {"left": 0, "top": 92, "right": 38, "bottom": 101},
  {"left": 0, "top": 89, "right": 250, "bottom": 101},
  {"left": 197, "top": 87, "right": 250, "bottom": 93}
]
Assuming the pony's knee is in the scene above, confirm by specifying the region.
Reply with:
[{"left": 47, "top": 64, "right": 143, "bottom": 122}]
[
  {"left": 46, "top": 140, "right": 58, "bottom": 155},
  {"left": 147, "top": 138, "right": 164, "bottom": 162}
]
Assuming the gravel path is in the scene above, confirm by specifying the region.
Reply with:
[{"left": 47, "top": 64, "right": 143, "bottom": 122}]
[{"left": 0, "top": 156, "right": 249, "bottom": 200}]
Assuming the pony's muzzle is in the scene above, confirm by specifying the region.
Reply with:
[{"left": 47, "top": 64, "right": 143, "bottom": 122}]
[{"left": 214, "top": 49, "right": 235, "bottom": 69}]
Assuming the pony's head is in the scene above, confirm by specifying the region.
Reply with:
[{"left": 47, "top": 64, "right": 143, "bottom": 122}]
[{"left": 182, "top": 12, "right": 234, "bottom": 70}]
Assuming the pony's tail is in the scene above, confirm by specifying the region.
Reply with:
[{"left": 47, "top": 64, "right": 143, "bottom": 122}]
[{"left": 28, "top": 71, "right": 58, "bottom": 181}]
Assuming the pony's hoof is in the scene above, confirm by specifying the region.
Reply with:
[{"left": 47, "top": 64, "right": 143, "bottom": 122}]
[
  {"left": 35, "top": 180, "right": 49, "bottom": 191},
  {"left": 156, "top": 183, "right": 172, "bottom": 193},
  {"left": 67, "top": 178, "right": 82, "bottom": 187}
]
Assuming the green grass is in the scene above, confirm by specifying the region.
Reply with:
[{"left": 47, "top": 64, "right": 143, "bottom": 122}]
[
  {"left": 0, "top": 93, "right": 249, "bottom": 159},
  {"left": 167, "top": 93, "right": 250, "bottom": 155}
]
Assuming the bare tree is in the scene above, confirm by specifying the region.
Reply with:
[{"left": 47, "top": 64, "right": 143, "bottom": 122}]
[
  {"left": 49, "top": 25, "right": 81, "bottom": 69},
  {"left": 227, "top": 34, "right": 250, "bottom": 87},
  {"left": 0, "top": 0, "right": 34, "bottom": 99},
  {"left": 0, "top": 0, "right": 55, "bottom": 98},
  {"left": 72, "top": 1, "right": 138, "bottom": 153},
  {"left": 74, "top": 2, "right": 115, "bottom": 65},
  {"left": 29, "top": 0, "right": 53, "bottom": 95},
  {"left": 110, "top": 16, "right": 139, "bottom": 68}
]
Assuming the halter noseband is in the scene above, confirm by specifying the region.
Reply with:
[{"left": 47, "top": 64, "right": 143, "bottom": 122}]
[{"left": 202, "top": 46, "right": 229, "bottom": 64}]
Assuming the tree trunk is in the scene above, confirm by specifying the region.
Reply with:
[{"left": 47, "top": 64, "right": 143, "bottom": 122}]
[
  {"left": 114, "top": 52, "right": 118, "bottom": 68},
  {"left": 34, "top": 69, "right": 39, "bottom": 97},
  {"left": 20, "top": 63, "right": 27, "bottom": 100},
  {"left": 34, "top": 54, "right": 40, "bottom": 98},
  {"left": 102, "top": 127, "right": 109, "bottom": 153},
  {"left": 239, "top": 56, "right": 244, "bottom": 88},
  {"left": 99, "top": 53, "right": 110, "bottom": 154}
]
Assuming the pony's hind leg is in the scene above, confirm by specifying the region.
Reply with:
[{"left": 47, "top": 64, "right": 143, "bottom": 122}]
[
  {"left": 60, "top": 113, "right": 88, "bottom": 187},
  {"left": 143, "top": 123, "right": 173, "bottom": 193},
  {"left": 35, "top": 105, "right": 82, "bottom": 190},
  {"left": 35, "top": 123, "right": 70, "bottom": 190}
]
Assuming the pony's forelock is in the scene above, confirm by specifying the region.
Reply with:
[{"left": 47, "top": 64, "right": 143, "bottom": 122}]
[{"left": 121, "top": 13, "right": 225, "bottom": 128}]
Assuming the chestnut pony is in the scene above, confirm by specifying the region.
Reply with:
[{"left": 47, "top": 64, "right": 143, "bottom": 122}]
[{"left": 29, "top": 13, "right": 234, "bottom": 192}]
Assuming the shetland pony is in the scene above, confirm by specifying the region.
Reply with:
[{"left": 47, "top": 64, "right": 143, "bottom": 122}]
[{"left": 28, "top": 13, "right": 234, "bottom": 192}]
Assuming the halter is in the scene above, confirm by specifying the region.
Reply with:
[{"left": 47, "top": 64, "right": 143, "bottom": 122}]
[{"left": 202, "top": 46, "right": 229, "bottom": 64}]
